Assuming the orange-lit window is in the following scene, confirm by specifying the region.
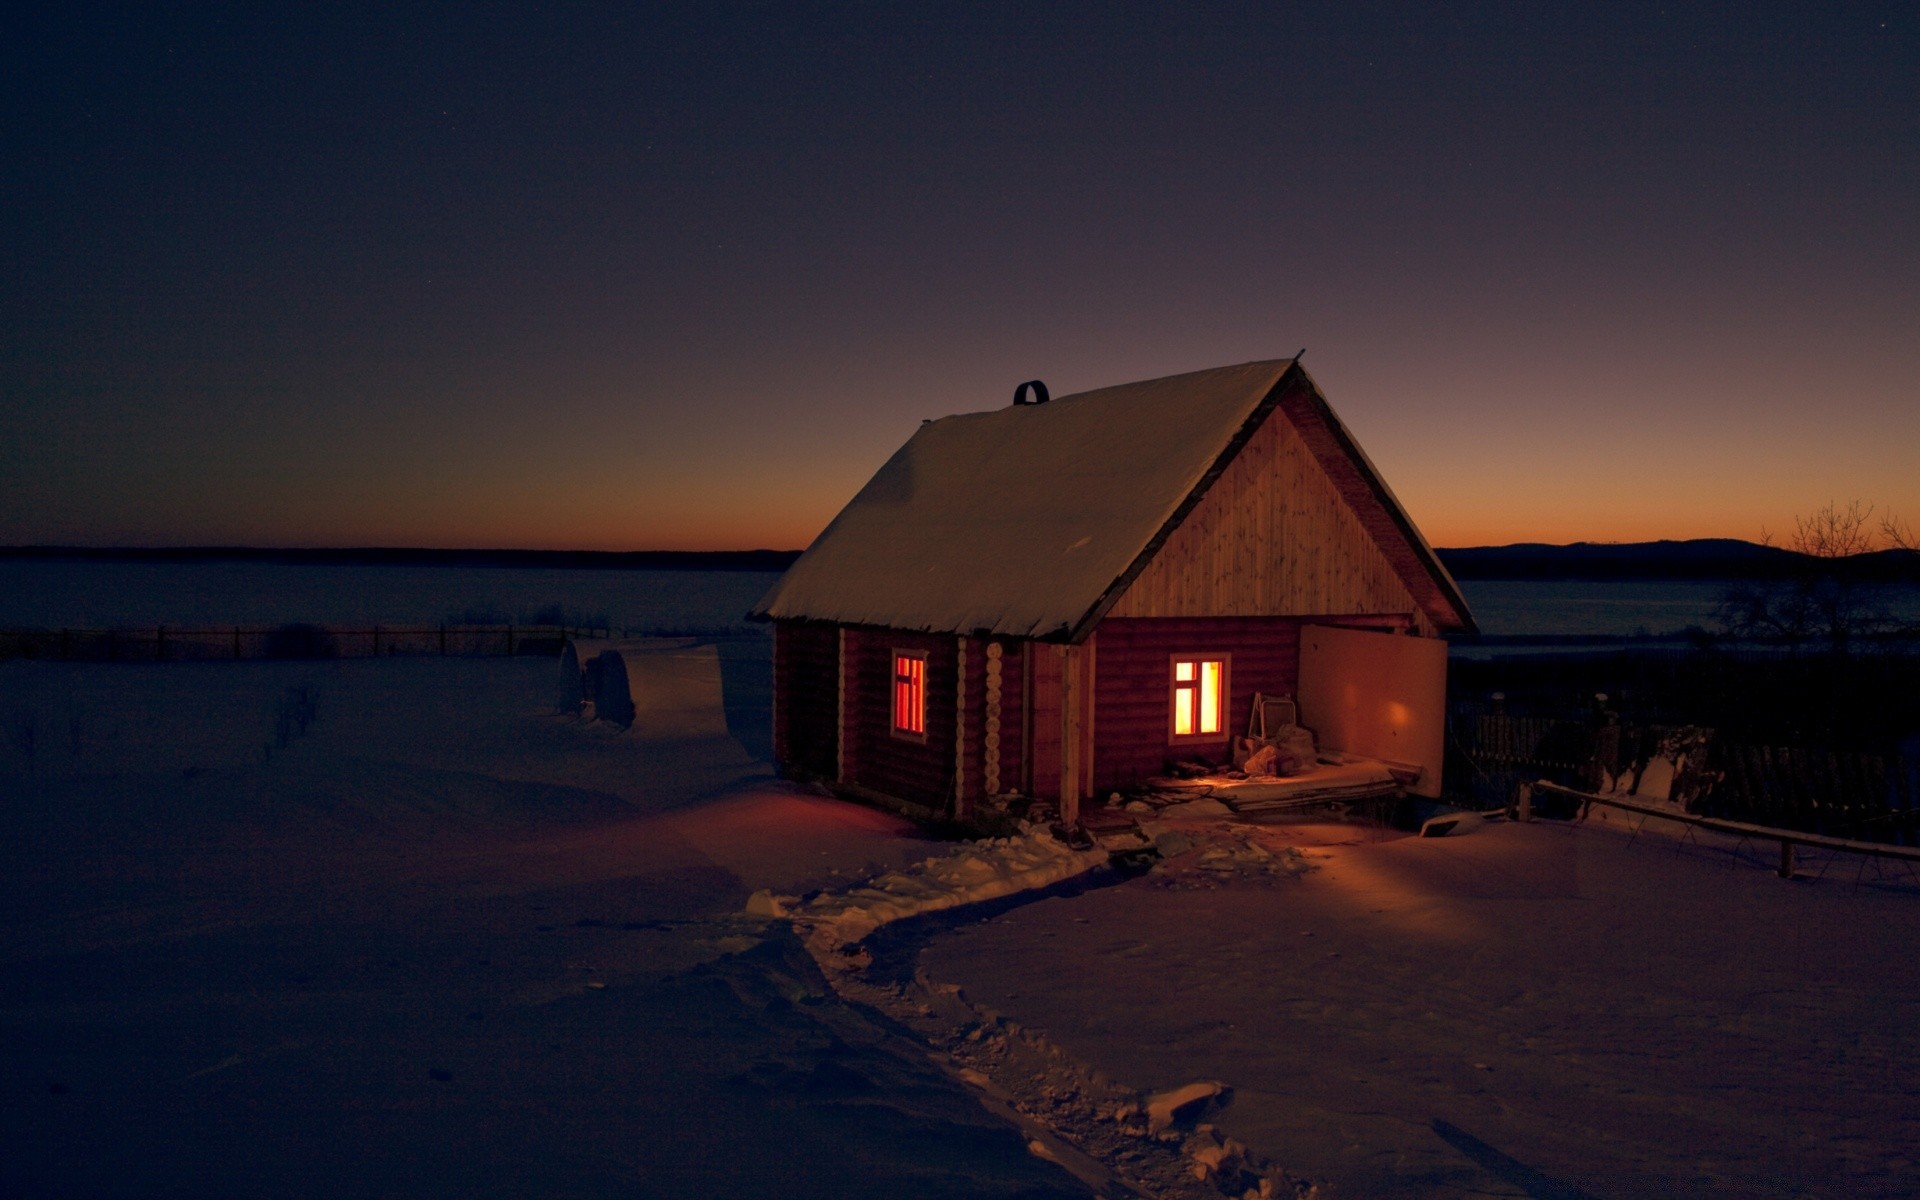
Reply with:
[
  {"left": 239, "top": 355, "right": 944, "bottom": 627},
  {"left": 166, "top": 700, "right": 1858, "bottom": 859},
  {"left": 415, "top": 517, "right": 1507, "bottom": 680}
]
[
  {"left": 892, "top": 651, "right": 926, "bottom": 738},
  {"left": 1170, "top": 656, "right": 1227, "bottom": 741}
]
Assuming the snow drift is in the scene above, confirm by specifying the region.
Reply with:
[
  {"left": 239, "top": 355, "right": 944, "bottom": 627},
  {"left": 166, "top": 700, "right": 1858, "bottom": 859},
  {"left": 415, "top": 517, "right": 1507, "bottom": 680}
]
[{"left": 758, "top": 826, "right": 1109, "bottom": 956}]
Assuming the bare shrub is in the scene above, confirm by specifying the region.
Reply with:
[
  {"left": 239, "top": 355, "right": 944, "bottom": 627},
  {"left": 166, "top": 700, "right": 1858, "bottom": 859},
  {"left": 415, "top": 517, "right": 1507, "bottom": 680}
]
[{"left": 1717, "top": 502, "right": 1918, "bottom": 653}]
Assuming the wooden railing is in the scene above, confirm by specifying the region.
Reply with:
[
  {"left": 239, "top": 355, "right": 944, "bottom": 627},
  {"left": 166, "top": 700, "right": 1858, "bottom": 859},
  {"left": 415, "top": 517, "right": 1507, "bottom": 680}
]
[
  {"left": 1529, "top": 781, "right": 1920, "bottom": 879},
  {"left": 1450, "top": 712, "right": 1919, "bottom": 847}
]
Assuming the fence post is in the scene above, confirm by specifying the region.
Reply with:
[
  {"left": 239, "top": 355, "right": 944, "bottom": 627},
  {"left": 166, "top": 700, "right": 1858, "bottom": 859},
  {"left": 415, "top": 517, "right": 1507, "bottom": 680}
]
[
  {"left": 507, "top": 624, "right": 515, "bottom": 656},
  {"left": 372, "top": 626, "right": 381, "bottom": 656},
  {"left": 439, "top": 625, "right": 447, "bottom": 656},
  {"left": 156, "top": 626, "right": 166, "bottom": 661},
  {"left": 233, "top": 627, "right": 242, "bottom": 659},
  {"left": 62, "top": 628, "right": 70, "bottom": 660},
  {"left": 1778, "top": 839, "right": 1795, "bottom": 879}
]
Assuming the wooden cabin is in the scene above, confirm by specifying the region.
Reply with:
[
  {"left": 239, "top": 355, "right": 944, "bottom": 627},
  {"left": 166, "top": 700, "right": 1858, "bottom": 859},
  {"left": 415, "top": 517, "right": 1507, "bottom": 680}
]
[{"left": 750, "top": 359, "right": 1476, "bottom": 825}]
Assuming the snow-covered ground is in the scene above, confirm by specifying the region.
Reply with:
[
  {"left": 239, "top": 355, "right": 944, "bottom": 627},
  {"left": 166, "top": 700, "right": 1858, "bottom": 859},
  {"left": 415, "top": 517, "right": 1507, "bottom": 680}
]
[
  {"left": 0, "top": 656, "right": 1087, "bottom": 1199},
  {"left": 920, "top": 814, "right": 1920, "bottom": 1198},
  {"left": 5, "top": 648, "right": 1917, "bottom": 1198}
]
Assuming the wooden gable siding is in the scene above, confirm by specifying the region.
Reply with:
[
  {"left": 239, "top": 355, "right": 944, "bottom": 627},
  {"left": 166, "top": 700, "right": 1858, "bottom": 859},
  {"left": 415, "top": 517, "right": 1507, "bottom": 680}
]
[
  {"left": 843, "top": 627, "right": 957, "bottom": 811},
  {"left": 773, "top": 621, "right": 839, "bottom": 781},
  {"left": 1090, "top": 616, "right": 1304, "bottom": 792},
  {"left": 1106, "top": 401, "right": 1433, "bottom": 636},
  {"left": 1278, "top": 387, "right": 1467, "bottom": 634}
]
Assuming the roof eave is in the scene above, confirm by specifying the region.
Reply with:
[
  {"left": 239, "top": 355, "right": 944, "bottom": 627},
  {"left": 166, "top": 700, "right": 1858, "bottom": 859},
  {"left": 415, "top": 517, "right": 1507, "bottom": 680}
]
[{"left": 1285, "top": 373, "right": 1479, "bottom": 636}]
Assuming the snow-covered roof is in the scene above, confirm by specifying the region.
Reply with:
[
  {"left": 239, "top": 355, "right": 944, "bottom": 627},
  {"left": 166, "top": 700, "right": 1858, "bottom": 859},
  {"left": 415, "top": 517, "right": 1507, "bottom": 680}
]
[{"left": 752, "top": 359, "right": 1473, "bottom": 639}]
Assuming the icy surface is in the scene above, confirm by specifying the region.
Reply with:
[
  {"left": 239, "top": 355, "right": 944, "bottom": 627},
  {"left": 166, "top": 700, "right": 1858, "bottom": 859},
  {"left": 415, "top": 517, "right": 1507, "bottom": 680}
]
[
  {"left": 0, "top": 562, "right": 781, "bottom": 632},
  {"left": 753, "top": 360, "right": 1291, "bottom": 638}
]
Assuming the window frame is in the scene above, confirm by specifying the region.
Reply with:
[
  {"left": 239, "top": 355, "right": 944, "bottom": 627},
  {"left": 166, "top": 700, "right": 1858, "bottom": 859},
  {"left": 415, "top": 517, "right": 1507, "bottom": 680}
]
[
  {"left": 890, "top": 648, "right": 929, "bottom": 742},
  {"left": 1167, "top": 653, "right": 1231, "bottom": 745}
]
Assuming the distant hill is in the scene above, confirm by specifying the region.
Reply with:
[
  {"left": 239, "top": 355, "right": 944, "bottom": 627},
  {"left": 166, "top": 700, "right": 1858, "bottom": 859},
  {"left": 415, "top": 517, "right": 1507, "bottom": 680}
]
[
  {"left": 8, "top": 540, "right": 1917, "bottom": 582},
  {"left": 0, "top": 546, "right": 806, "bottom": 572},
  {"left": 1435, "top": 539, "right": 1920, "bottom": 581}
]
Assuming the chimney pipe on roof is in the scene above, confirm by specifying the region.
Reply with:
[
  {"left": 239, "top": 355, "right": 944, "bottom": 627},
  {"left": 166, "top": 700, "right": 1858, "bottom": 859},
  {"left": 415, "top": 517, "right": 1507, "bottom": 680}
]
[{"left": 1013, "top": 380, "right": 1049, "bottom": 406}]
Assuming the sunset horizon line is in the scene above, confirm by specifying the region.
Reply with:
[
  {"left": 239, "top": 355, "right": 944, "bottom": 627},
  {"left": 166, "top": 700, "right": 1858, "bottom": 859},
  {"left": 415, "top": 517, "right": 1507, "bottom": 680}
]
[{"left": 3, "top": 535, "right": 1906, "bottom": 558}]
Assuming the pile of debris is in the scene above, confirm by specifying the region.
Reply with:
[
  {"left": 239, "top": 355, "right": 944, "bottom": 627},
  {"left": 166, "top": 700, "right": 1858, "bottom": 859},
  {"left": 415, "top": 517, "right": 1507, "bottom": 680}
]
[{"left": 1077, "top": 799, "right": 1325, "bottom": 887}]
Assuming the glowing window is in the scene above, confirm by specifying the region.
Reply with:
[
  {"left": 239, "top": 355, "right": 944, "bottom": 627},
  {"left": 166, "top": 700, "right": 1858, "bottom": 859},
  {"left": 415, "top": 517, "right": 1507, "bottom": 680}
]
[
  {"left": 1170, "top": 656, "right": 1227, "bottom": 740},
  {"left": 892, "top": 651, "right": 926, "bottom": 737}
]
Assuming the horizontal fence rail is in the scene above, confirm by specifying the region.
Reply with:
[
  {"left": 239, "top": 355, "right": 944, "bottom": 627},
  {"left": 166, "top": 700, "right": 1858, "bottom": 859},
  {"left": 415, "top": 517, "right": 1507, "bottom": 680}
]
[{"left": 1530, "top": 781, "right": 1920, "bottom": 879}]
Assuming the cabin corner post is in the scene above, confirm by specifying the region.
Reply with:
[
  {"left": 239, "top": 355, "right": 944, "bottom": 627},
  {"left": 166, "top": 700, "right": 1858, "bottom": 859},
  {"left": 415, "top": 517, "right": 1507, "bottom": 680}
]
[
  {"left": 1083, "top": 634, "right": 1096, "bottom": 800},
  {"left": 1059, "top": 643, "right": 1082, "bottom": 826}
]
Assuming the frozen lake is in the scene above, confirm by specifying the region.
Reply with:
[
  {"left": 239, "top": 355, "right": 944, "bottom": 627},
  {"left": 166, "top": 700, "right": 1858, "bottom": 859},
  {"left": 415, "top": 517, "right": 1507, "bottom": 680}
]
[
  {"left": 0, "top": 561, "right": 784, "bottom": 633},
  {"left": 1458, "top": 578, "right": 1920, "bottom": 638},
  {"left": 2, "top": 560, "right": 1916, "bottom": 640}
]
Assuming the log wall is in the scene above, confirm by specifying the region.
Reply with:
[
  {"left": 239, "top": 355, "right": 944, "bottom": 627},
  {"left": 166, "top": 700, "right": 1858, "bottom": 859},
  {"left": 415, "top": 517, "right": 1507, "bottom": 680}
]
[
  {"left": 1107, "top": 403, "right": 1432, "bottom": 635},
  {"left": 773, "top": 621, "right": 840, "bottom": 780},
  {"left": 1027, "top": 643, "right": 1062, "bottom": 800},
  {"left": 1090, "top": 616, "right": 1307, "bottom": 792},
  {"left": 843, "top": 626, "right": 958, "bottom": 811}
]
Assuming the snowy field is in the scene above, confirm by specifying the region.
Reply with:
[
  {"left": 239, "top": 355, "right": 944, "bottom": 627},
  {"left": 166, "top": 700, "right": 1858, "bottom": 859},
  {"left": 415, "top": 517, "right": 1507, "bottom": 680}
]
[
  {"left": 922, "top": 818, "right": 1920, "bottom": 1198},
  {"left": 0, "top": 656, "right": 1084, "bottom": 1199},
  {"left": 5, "top": 651, "right": 1918, "bottom": 1197}
]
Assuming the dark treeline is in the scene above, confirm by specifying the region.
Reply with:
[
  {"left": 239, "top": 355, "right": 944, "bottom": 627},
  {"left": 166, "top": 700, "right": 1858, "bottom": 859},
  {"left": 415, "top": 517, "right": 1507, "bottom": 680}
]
[
  {"left": 1436, "top": 539, "right": 1920, "bottom": 581},
  {"left": 0, "top": 546, "right": 805, "bottom": 572}
]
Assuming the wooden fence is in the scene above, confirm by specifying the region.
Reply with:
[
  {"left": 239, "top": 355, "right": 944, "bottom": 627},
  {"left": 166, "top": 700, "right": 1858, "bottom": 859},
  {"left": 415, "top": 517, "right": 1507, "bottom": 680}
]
[
  {"left": 0, "top": 624, "right": 599, "bottom": 662},
  {"left": 1704, "top": 743, "right": 1917, "bottom": 844},
  {"left": 1450, "top": 711, "right": 1920, "bottom": 846}
]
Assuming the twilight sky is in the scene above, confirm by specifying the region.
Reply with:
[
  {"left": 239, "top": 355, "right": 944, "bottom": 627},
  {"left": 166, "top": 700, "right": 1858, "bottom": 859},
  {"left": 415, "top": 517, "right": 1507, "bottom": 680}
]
[{"left": 3, "top": 3, "right": 1914, "bottom": 552}]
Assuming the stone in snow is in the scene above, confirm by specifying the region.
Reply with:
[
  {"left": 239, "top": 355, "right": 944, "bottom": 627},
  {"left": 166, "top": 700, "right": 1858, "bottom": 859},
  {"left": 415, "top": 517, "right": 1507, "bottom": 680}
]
[{"left": 1144, "top": 1080, "right": 1229, "bottom": 1132}]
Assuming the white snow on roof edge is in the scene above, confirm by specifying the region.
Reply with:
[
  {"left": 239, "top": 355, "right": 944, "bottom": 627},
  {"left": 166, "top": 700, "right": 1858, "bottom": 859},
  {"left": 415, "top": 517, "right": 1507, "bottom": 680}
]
[{"left": 751, "top": 361, "right": 1293, "bottom": 637}]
